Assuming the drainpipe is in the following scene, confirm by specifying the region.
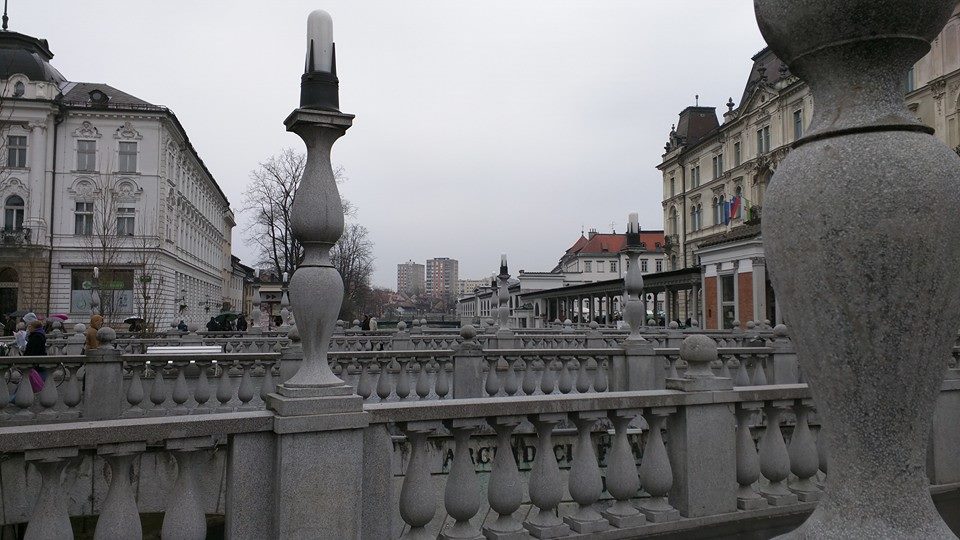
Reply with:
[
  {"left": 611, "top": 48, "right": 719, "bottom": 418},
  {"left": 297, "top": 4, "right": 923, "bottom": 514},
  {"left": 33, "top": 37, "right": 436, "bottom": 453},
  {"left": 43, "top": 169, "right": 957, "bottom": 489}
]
[{"left": 45, "top": 101, "right": 66, "bottom": 316}]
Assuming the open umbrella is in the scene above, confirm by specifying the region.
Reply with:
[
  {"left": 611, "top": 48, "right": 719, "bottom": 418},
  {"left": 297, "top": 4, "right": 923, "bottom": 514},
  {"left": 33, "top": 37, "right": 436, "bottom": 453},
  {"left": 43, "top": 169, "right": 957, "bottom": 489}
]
[
  {"left": 214, "top": 312, "right": 239, "bottom": 324},
  {"left": 124, "top": 317, "right": 145, "bottom": 324},
  {"left": 6, "top": 309, "right": 28, "bottom": 318},
  {"left": 49, "top": 314, "right": 70, "bottom": 321}
]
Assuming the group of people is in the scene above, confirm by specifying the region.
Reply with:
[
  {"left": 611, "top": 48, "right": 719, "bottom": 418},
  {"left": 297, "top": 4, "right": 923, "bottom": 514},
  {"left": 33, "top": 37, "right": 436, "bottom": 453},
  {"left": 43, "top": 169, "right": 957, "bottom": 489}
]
[{"left": 205, "top": 314, "right": 248, "bottom": 332}]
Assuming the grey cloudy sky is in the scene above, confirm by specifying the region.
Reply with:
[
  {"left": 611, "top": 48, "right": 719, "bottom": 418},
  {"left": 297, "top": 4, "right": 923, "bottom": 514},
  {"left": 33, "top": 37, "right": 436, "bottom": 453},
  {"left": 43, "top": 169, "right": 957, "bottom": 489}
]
[{"left": 16, "top": 1, "right": 765, "bottom": 287}]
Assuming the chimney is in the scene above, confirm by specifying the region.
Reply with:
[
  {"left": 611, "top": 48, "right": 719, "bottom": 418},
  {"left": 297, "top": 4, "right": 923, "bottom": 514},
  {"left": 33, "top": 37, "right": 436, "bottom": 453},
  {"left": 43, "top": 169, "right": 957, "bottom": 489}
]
[{"left": 588, "top": 228, "right": 598, "bottom": 239}]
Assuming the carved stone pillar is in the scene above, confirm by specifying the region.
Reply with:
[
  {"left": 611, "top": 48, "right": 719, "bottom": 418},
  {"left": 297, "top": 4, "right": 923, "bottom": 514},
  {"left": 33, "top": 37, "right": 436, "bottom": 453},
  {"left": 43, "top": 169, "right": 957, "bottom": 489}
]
[{"left": 756, "top": 1, "right": 960, "bottom": 536}]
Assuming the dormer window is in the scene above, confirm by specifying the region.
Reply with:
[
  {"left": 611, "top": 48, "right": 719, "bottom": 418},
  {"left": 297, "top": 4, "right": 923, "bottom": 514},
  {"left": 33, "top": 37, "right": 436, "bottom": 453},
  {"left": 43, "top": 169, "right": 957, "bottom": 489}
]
[
  {"left": 89, "top": 89, "right": 109, "bottom": 107},
  {"left": 13, "top": 81, "right": 24, "bottom": 97}
]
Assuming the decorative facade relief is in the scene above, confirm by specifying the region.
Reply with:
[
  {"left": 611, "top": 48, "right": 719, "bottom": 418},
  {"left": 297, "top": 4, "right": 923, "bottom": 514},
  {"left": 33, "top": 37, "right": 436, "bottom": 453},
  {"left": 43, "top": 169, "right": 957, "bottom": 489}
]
[
  {"left": 68, "top": 177, "right": 98, "bottom": 201},
  {"left": 72, "top": 121, "right": 101, "bottom": 139},
  {"left": 114, "top": 121, "right": 143, "bottom": 140},
  {"left": 113, "top": 179, "right": 143, "bottom": 202}
]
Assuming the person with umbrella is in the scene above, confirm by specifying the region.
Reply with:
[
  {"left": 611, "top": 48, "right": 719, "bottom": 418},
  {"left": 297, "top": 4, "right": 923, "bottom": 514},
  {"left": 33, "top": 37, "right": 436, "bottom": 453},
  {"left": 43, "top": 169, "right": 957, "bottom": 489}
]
[
  {"left": 206, "top": 316, "right": 220, "bottom": 332},
  {"left": 125, "top": 317, "right": 144, "bottom": 332},
  {"left": 236, "top": 314, "right": 248, "bottom": 332}
]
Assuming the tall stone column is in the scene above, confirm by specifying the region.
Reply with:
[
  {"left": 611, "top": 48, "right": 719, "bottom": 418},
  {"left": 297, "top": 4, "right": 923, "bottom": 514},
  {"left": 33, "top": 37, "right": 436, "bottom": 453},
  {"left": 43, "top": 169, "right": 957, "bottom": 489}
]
[
  {"left": 263, "top": 11, "right": 367, "bottom": 539},
  {"left": 756, "top": 1, "right": 960, "bottom": 537},
  {"left": 27, "top": 122, "right": 48, "bottom": 239}
]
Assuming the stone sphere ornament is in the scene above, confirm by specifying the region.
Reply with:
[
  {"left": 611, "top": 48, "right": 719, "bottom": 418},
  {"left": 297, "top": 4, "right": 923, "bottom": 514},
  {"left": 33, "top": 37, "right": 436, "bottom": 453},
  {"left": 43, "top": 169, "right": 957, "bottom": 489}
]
[{"left": 756, "top": 0, "right": 960, "bottom": 537}]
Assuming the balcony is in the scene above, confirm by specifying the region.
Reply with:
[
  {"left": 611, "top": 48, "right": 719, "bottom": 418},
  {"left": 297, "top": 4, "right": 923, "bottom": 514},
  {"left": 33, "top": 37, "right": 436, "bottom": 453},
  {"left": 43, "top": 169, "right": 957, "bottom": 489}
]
[{"left": 0, "top": 227, "right": 31, "bottom": 246}]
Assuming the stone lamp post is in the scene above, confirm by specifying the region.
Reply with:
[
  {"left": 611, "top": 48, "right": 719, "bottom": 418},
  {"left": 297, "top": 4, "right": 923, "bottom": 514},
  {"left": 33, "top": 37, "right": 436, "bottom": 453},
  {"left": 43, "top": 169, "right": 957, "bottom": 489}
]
[
  {"left": 259, "top": 11, "right": 367, "bottom": 539},
  {"left": 271, "top": 10, "right": 356, "bottom": 396},
  {"left": 755, "top": 1, "right": 960, "bottom": 537},
  {"left": 621, "top": 213, "right": 645, "bottom": 340}
]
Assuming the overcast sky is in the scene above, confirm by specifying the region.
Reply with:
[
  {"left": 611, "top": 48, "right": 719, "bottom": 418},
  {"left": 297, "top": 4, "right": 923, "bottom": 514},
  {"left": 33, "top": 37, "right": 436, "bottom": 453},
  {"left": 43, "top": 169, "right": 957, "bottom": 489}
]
[{"left": 16, "top": 1, "right": 766, "bottom": 287}]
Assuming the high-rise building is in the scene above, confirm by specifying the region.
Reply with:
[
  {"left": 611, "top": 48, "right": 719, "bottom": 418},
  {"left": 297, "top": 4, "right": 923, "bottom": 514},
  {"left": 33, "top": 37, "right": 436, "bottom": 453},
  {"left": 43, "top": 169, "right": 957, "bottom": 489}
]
[
  {"left": 396, "top": 260, "right": 425, "bottom": 296},
  {"left": 425, "top": 258, "right": 458, "bottom": 298}
]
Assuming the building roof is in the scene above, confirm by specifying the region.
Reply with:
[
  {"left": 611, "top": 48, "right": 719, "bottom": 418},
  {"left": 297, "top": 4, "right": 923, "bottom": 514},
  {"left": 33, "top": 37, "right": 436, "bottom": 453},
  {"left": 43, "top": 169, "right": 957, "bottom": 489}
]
[
  {"left": 740, "top": 47, "right": 790, "bottom": 105},
  {"left": 674, "top": 106, "right": 719, "bottom": 149},
  {"left": 60, "top": 82, "right": 159, "bottom": 110},
  {"left": 0, "top": 30, "right": 66, "bottom": 84},
  {"left": 565, "top": 232, "right": 666, "bottom": 256}
]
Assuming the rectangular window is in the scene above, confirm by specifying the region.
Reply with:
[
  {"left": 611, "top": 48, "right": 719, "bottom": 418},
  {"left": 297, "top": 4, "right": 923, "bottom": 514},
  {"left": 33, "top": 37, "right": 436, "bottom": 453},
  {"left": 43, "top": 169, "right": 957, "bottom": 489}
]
[
  {"left": 118, "top": 141, "right": 137, "bottom": 173},
  {"left": 77, "top": 140, "right": 96, "bottom": 171},
  {"left": 734, "top": 141, "right": 741, "bottom": 167},
  {"left": 721, "top": 274, "right": 736, "bottom": 329},
  {"left": 670, "top": 178, "right": 675, "bottom": 197},
  {"left": 74, "top": 202, "right": 93, "bottom": 235},
  {"left": 116, "top": 207, "right": 135, "bottom": 236},
  {"left": 712, "top": 156, "right": 719, "bottom": 179},
  {"left": 641, "top": 259, "right": 648, "bottom": 272},
  {"left": 655, "top": 259, "right": 663, "bottom": 272},
  {"left": 584, "top": 261, "right": 592, "bottom": 272},
  {"left": 904, "top": 66, "right": 916, "bottom": 93},
  {"left": 756, "top": 126, "right": 770, "bottom": 155},
  {"left": 793, "top": 109, "right": 804, "bottom": 140},
  {"left": 7, "top": 135, "right": 26, "bottom": 168},
  {"left": 610, "top": 261, "right": 617, "bottom": 273},
  {"left": 717, "top": 153, "right": 724, "bottom": 176},
  {"left": 598, "top": 261, "right": 605, "bottom": 273}
]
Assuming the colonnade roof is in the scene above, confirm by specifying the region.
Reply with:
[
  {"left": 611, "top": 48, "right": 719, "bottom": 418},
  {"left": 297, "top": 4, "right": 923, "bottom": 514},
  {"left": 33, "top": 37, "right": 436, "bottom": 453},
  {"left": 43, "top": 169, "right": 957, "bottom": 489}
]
[{"left": 522, "top": 266, "right": 702, "bottom": 300}]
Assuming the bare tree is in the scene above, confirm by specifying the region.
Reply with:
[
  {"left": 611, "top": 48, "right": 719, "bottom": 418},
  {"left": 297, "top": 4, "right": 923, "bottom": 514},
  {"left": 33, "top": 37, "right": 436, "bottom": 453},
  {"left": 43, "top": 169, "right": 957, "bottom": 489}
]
[
  {"left": 331, "top": 223, "right": 374, "bottom": 320},
  {"left": 130, "top": 228, "right": 166, "bottom": 334},
  {"left": 241, "top": 149, "right": 373, "bottom": 320}
]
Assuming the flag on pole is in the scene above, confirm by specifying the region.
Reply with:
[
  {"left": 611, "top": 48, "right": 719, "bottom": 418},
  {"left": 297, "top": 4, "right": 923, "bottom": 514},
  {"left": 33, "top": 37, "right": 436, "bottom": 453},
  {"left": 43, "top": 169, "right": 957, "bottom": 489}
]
[{"left": 730, "top": 196, "right": 741, "bottom": 220}]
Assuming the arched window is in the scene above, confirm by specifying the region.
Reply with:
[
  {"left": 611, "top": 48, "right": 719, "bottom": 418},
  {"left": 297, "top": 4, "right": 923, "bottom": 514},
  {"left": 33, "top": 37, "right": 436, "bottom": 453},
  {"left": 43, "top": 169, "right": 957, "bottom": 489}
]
[
  {"left": 4, "top": 195, "right": 24, "bottom": 231},
  {"left": 0, "top": 267, "right": 18, "bottom": 282},
  {"left": 668, "top": 206, "right": 678, "bottom": 235},
  {"left": 690, "top": 205, "right": 697, "bottom": 232},
  {"left": 696, "top": 203, "right": 703, "bottom": 230}
]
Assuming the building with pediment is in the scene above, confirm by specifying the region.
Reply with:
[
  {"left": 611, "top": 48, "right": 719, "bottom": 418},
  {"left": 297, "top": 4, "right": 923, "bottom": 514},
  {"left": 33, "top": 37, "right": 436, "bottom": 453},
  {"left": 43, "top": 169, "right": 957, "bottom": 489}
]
[
  {"left": 658, "top": 4, "right": 960, "bottom": 329},
  {"left": 0, "top": 27, "right": 238, "bottom": 328}
]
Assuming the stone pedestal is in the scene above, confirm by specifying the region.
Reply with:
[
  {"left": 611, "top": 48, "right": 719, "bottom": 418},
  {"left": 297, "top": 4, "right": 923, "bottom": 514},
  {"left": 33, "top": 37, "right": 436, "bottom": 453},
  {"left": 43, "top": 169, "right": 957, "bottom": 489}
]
[{"left": 82, "top": 348, "right": 125, "bottom": 420}]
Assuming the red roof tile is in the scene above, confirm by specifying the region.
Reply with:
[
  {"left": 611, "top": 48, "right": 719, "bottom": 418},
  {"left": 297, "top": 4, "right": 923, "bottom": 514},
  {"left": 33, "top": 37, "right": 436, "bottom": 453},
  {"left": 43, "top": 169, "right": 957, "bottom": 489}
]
[{"left": 567, "top": 232, "right": 666, "bottom": 255}]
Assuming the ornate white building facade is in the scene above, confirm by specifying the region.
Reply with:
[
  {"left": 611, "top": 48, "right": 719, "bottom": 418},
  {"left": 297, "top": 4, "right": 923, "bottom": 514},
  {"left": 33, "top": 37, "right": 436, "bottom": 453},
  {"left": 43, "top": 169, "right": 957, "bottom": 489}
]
[
  {"left": 658, "top": 3, "right": 960, "bottom": 329},
  {"left": 0, "top": 29, "right": 238, "bottom": 327}
]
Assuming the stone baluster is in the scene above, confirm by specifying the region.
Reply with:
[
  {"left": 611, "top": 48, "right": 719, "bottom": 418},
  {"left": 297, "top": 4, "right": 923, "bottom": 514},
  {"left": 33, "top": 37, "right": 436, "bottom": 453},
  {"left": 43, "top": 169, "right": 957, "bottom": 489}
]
[
  {"left": 817, "top": 425, "right": 828, "bottom": 488},
  {"left": 564, "top": 411, "right": 608, "bottom": 533},
  {"left": 415, "top": 359, "right": 431, "bottom": 399},
  {"left": 149, "top": 362, "right": 168, "bottom": 413},
  {"left": 540, "top": 358, "right": 558, "bottom": 395},
  {"left": 162, "top": 437, "right": 213, "bottom": 539},
  {"left": 755, "top": 0, "right": 960, "bottom": 535},
  {"left": 503, "top": 357, "right": 520, "bottom": 396},
  {"left": 14, "top": 365, "right": 35, "bottom": 414},
  {"left": 758, "top": 400, "right": 797, "bottom": 505},
  {"left": 441, "top": 419, "right": 484, "bottom": 540},
  {"left": 484, "top": 416, "right": 525, "bottom": 538},
  {"left": 36, "top": 368, "right": 59, "bottom": 416},
  {"left": 399, "top": 423, "right": 437, "bottom": 539},
  {"left": 733, "top": 354, "right": 751, "bottom": 386},
  {"left": 484, "top": 356, "right": 501, "bottom": 397},
  {"left": 735, "top": 402, "right": 766, "bottom": 510},
  {"left": 126, "top": 363, "right": 145, "bottom": 414},
  {"left": 63, "top": 365, "right": 81, "bottom": 412},
  {"left": 524, "top": 413, "right": 570, "bottom": 538},
  {"left": 395, "top": 358, "right": 412, "bottom": 400},
  {"left": 436, "top": 362, "right": 450, "bottom": 399},
  {"left": 751, "top": 353, "right": 768, "bottom": 386},
  {"left": 557, "top": 357, "right": 573, "bottom": 394},
  {"left": 216, "top": 360, "right": 233, "bottom": 411},
  {"left": 788, "top": 399, "right": 821, "bottom": 501},
  {"left": 602, "top": 408, "right": 645, "bottom": 528},
  {"left": 259, "top": 360, "right": 275, "bottom": 402},
  {"left": 638, "top": 407, "right": 679, "bottom": 522},
  {"left": 193, "top": 362, "right": 211, "bottom": 411},
  {"left": 520, "top": 357, "right": 538, "bottom": 396},
  {"left": 575, "top": 356, "right": 591, "bottom": 393},
  {"left": 94, "top": 442, "right": 146, "bottom": 540},
  {"left": 376, "top": 361, "right": 392, "bottom": 401},
  {"left": 171, "top": 362, "right": 190, "bottom": 413},
  {"left": 356, "top": 361, "right": 373, "bottom": 399},
  {"left": 594, "top": 358, "right": 608, "bottom": 392},
  {"left": 236, "top": 360, "right": 255, "bottom": 409},
  {"left": 23, "top": 447, "right": 78, "bottom": 540}
]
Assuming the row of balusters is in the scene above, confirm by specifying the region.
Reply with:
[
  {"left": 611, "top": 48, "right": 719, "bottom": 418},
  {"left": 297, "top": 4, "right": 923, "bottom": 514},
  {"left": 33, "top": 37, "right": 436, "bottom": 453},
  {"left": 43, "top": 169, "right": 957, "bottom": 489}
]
[
  {"left": 124, "top": 360, "right": 277, "bottom": 413},
  {"left": 332, "top": 358, "right": 454, "bottom": 401},
  {"left": 483, "top": 356, "right": 610, "bottom": 396},
  {"left": 0, "top": 363, "right": 83, "bottom": 420},
  {"left": 662, "top": 352, "right": 796, "bottom": 386},
  {"left": 395, "top": 399, "right": 825, "bottom": 538},
  {"left": 18, "top": 442, "right": 218, "bottom": 540}
]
